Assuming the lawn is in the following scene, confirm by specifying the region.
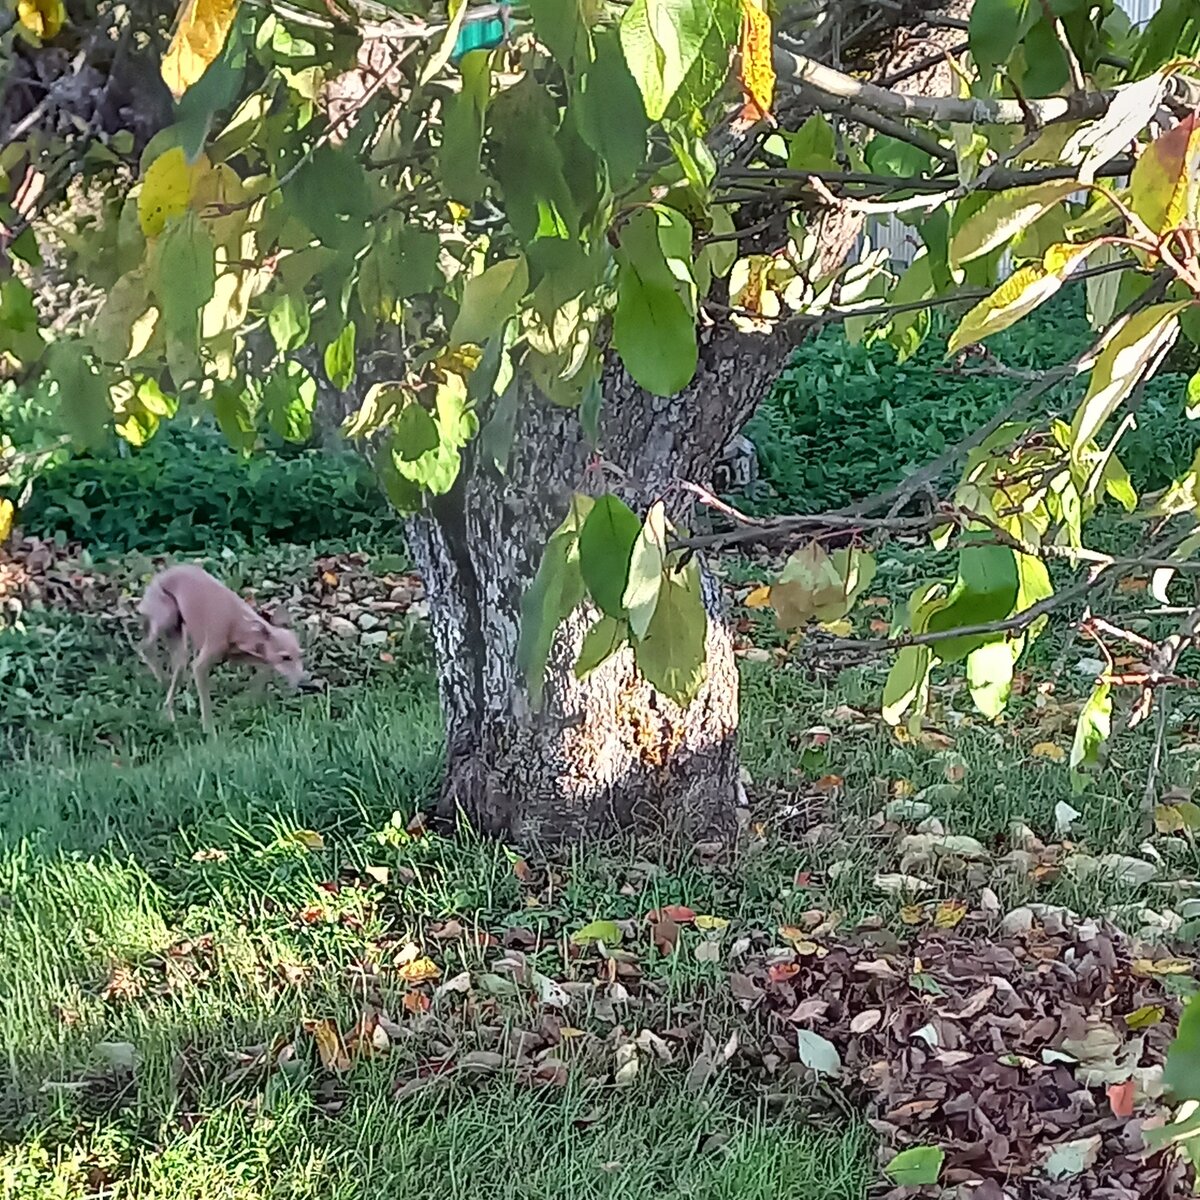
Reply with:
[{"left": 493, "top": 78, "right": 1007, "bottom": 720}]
[
  {"left": 2, "top": 290, "right": 1198, "bottom": 1198},
  {"left": 2, "top": 525, "right": 1198, "bottom": 1198}
]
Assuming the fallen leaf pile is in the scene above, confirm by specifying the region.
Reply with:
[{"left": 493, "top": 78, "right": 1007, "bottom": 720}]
[
  {"left": 0, "top": 536, "right": 426, "bottom": 666},
  {"left": 733, "top": 914, "right": 1194, "bottom": 1198}
]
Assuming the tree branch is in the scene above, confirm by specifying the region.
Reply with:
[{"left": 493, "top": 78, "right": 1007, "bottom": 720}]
[{"left": 774, "top": 48, "right": 1200, "bottom": 125}]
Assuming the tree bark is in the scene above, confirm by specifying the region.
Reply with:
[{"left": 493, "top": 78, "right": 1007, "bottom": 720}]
[{"left": 406, "top": 322, "right": 793, "bottom": 844}]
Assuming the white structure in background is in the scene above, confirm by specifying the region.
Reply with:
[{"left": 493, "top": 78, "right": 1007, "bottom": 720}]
[{"left": 863, "top": 0, "right": 1164, "bottom": 267}]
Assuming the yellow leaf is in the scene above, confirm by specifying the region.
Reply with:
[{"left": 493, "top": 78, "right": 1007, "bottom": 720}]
[
  {"left": 1031, "top": 741, "right": 1066, "bottom": 762},
  {"left": 819, "top": 617, "right": 853, "bottom": 636},
  {"left": 1124, "top": 1003, "right": 1165, "bottom": 1030},
  {"left": 899, "top": 904, "right": 927, "bottom": 926},
  {"left": 397, "top": 956, "right": 441, "bottom": 983},
  {"left": 0, "top": 499, "right": 13, "bottom": 546},
  {"left": 303, "top": 1018, "right": 352, "bottom": 1072},
  {"left": 947, "top": 242, "right": 1097, "bottom": 355},
  {"left": 737, "top": 0, "right": 775, "bottom": 124},
  {"left": 933, "top": 899, "right": 968, "bottom": 929},
  {"left": 694, "top": 915, "right": 730, "bottom": 931},
  {"left": 291, "top": 829, "right": 324, "bottom": 851},
  {"left": 1132, "top": 957, "right": 1193, "bottom": 977},
  {"left": 744, "top": 584, "right": 772, "bottom": 608},
  {"left": 162, "top": 0, "right": 242, "bottom": 100},
  {"left": 791, "top": 939, "right": 820, "bottom": 957},
  {"left": 1155, "top": 801, "right": 1200, "bottom": 834},
  {"left": 138, "top": 147, "right": 209, "bottom": 238},
  {"left": 17, "top": 0, "right": 65, "bottom": 39}
]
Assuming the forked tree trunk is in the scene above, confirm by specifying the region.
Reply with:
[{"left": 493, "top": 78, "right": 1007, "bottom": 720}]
[{"left": 406, "top": 322, "right": 794, "bottom": 843}]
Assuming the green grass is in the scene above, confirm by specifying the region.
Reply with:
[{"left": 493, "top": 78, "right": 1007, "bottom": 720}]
[{"left": 3, "top": 523, "right": 1198, "bottom": 1198}]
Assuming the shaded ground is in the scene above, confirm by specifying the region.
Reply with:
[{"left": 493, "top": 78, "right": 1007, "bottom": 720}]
[{"left": 2, "top": 534, "right": 1199, "bottom": 1197}]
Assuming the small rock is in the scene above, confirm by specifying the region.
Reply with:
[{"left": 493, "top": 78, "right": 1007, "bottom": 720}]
[
  {"left": 358, "top": 612, "right": 381, "bottom": 632},
  {"left": 362, "top": 629, "right": 389, "bottom": 647},
  {"left": 328, "top": 616, "right": 358, "bottom": 639},
  {"left": 408, "top": 600, "right": 430, "bottom": 620},
  {"left": 389, "top": 584, "right": 414, "bottom": 605},
  {"left": 1000, "top": 906, "right": 1035, "bottom": 936}
]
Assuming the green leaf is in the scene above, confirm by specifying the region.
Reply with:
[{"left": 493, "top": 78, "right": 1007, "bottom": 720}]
[
  {"left": 393, "top": 402, "right": 441, "bottom": 462},
  {"left": 1069, "top": 302, "right": 1186, "bottom": 461},
  {"left": 577, "top": 30, "right": 649, "bottom": 187},
  {"left": 968, "top": 0, "right": 1036, "bottom": 75},
  {"left": 285, "top": 144, "right": 372, "bottom": 255},
  {"left": 613, "top": 207, "right": 698, "bottom": 396},
  {"left": 357, "top": 221, "right": 441, "bottom": 323},
  {"left": 518, "top": 496, "right": 593, "bottom": 709},
  {"left": 440, "top": 49, "right": 491, "bottom": 204},
  {"left": 622, "top": 500, "right": 667, "bottom": 639},
  {"left": 1015, "top": 17, "right": 1070, "bottom": 99},
  {"left": 489, "top": 77, "right": 579, "bottom": 246},
  {"left": 323, "top": 321, "right": 357, "bottom": 390},
  {"left": 882, "top": 645, "right": 933, "bottom": 728},
  {"left": 480, "top": 381, "right": 519, "bottom": 475},
  {"left": 787, "top": 114, "right": 838, "bottom": 172},
  {"left": 1130, "top": 113, "right": 1200, "bottom": 236},
  {"left": 633, "top": 556, "right": 707, "bottom": 706},
  {"left": 1070, "top": 678, "right": 1111, "bottom": 792},
  {"left": 0, "top": 277, "right": 46, "bottom": 370},
  {"left": 966, "top": 640, "right": 1015, "bottom": 719},
  {"left": 450, "top": 256, "right": 530, "bottom": 348},
  {"left": 922, "top": 541, "right": 1020, "bottom": 663},
  {"left": 884, "top": 1146, "right": 945, "bottom": 1188},
  {"left": 619, "top": 0, "right": 722, "bottom": 121},
  {"left": 571, "top": 918, "right": 622, "bottom": 946},
  {"left": 863, "top": 135, "right": 934, "bottom": 180},
  {"left": 1130, "top": 0, "right": 1200, "bottom": 75},
  {"left": 529, "top": 0, "right": 587, "bottom": 67},
  {"left": 1188, "top": 371, "right": 1200, "bottom": 420},
  {"left": 949, "top": 181, "right": 1078, "bottom": 269},
  {"left": 575, "top": 615, "right": 629, "bottom": 680},
  {"left": 882, "top": 252, "right": 936, "bottom": 362},
  {"left": 173, "top": 9, "right": 248, "bottom": 160},
  {"left": 263, "top": 359, "right": 317, "bottom": 443},
  {"left": 1165, "top": 994, "right": 1200, "bottom": 1101},
  {"left": 44, "top": 340, "right": 109, "bottom": 450},
  {"left": 156, "top": 209, "right": 216, "bottom": 383},
  {"left": 770, "top": 542, "right": 853, "bottom": 629},
  {"left": 212, "top": 381, "right": 258, "bottom": 453},
  {"left": 268, "top": 291, "right": 310, "bottom": 353},
  {"left": 579, "top": 494, "right": 644, "bottom": 617}
]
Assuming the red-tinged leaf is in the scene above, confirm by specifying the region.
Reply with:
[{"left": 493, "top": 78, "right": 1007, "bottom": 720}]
[
  {"left": 651, "top": 915, "right": 681, "bottom": 956},
  {"left": 767, "top": 961, "right": 800, "bottom": 983},
  {"left": 512, "top": 858, "right": 535, "bottom": 883},
  {"left": 793, "top": 871, "right": 812, "bottom": 888},
  {"left": 1130, "top": 113, "right": 1200, "bottom": 236},
  {"left": 646, "top": 904, "right": 696, "bottom": 924},
  {"left": 402, "top": 991, "right": 431, "bottom": 1014},
  {"left": 1107, "top": 1077, "right": 1135, "bottom": 1118}
]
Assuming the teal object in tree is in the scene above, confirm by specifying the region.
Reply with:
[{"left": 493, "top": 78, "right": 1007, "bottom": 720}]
[{"left": 451, "top": 4, "right": 512, "bottom": 65}]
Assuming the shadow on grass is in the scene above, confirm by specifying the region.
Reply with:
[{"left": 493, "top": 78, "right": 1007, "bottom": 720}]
[{"left": 0, "top": 682, "right": 876, "bottom": 1200}]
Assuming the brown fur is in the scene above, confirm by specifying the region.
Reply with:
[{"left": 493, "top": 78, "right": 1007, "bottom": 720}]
[{"left": 137, "top": 564, "right": 309, "bottom": 731}]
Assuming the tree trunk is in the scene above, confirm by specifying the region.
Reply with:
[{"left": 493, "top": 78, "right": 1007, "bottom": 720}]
[{"left": 406, "top": 322, "right": 794, "bottom": 844}]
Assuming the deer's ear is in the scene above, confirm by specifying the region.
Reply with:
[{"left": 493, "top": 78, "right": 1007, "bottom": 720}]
[{"left": 233, "top": 617, "right": 271, "bottom": 658}]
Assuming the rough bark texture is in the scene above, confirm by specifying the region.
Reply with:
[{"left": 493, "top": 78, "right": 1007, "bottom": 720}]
[
  {"left": 401, "top": 2, "right": 976, "bottom": 846},
  {"left": 406, "top": 323, "right": 794, "bottom": 844}
]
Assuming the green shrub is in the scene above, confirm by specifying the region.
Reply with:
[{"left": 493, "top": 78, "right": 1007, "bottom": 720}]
[
  {"left": 745, "top": 288, "right": 1198, "bottom": 514},
  {"left": 17, "top": 423, "right": 392, "bottom": 552}
]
